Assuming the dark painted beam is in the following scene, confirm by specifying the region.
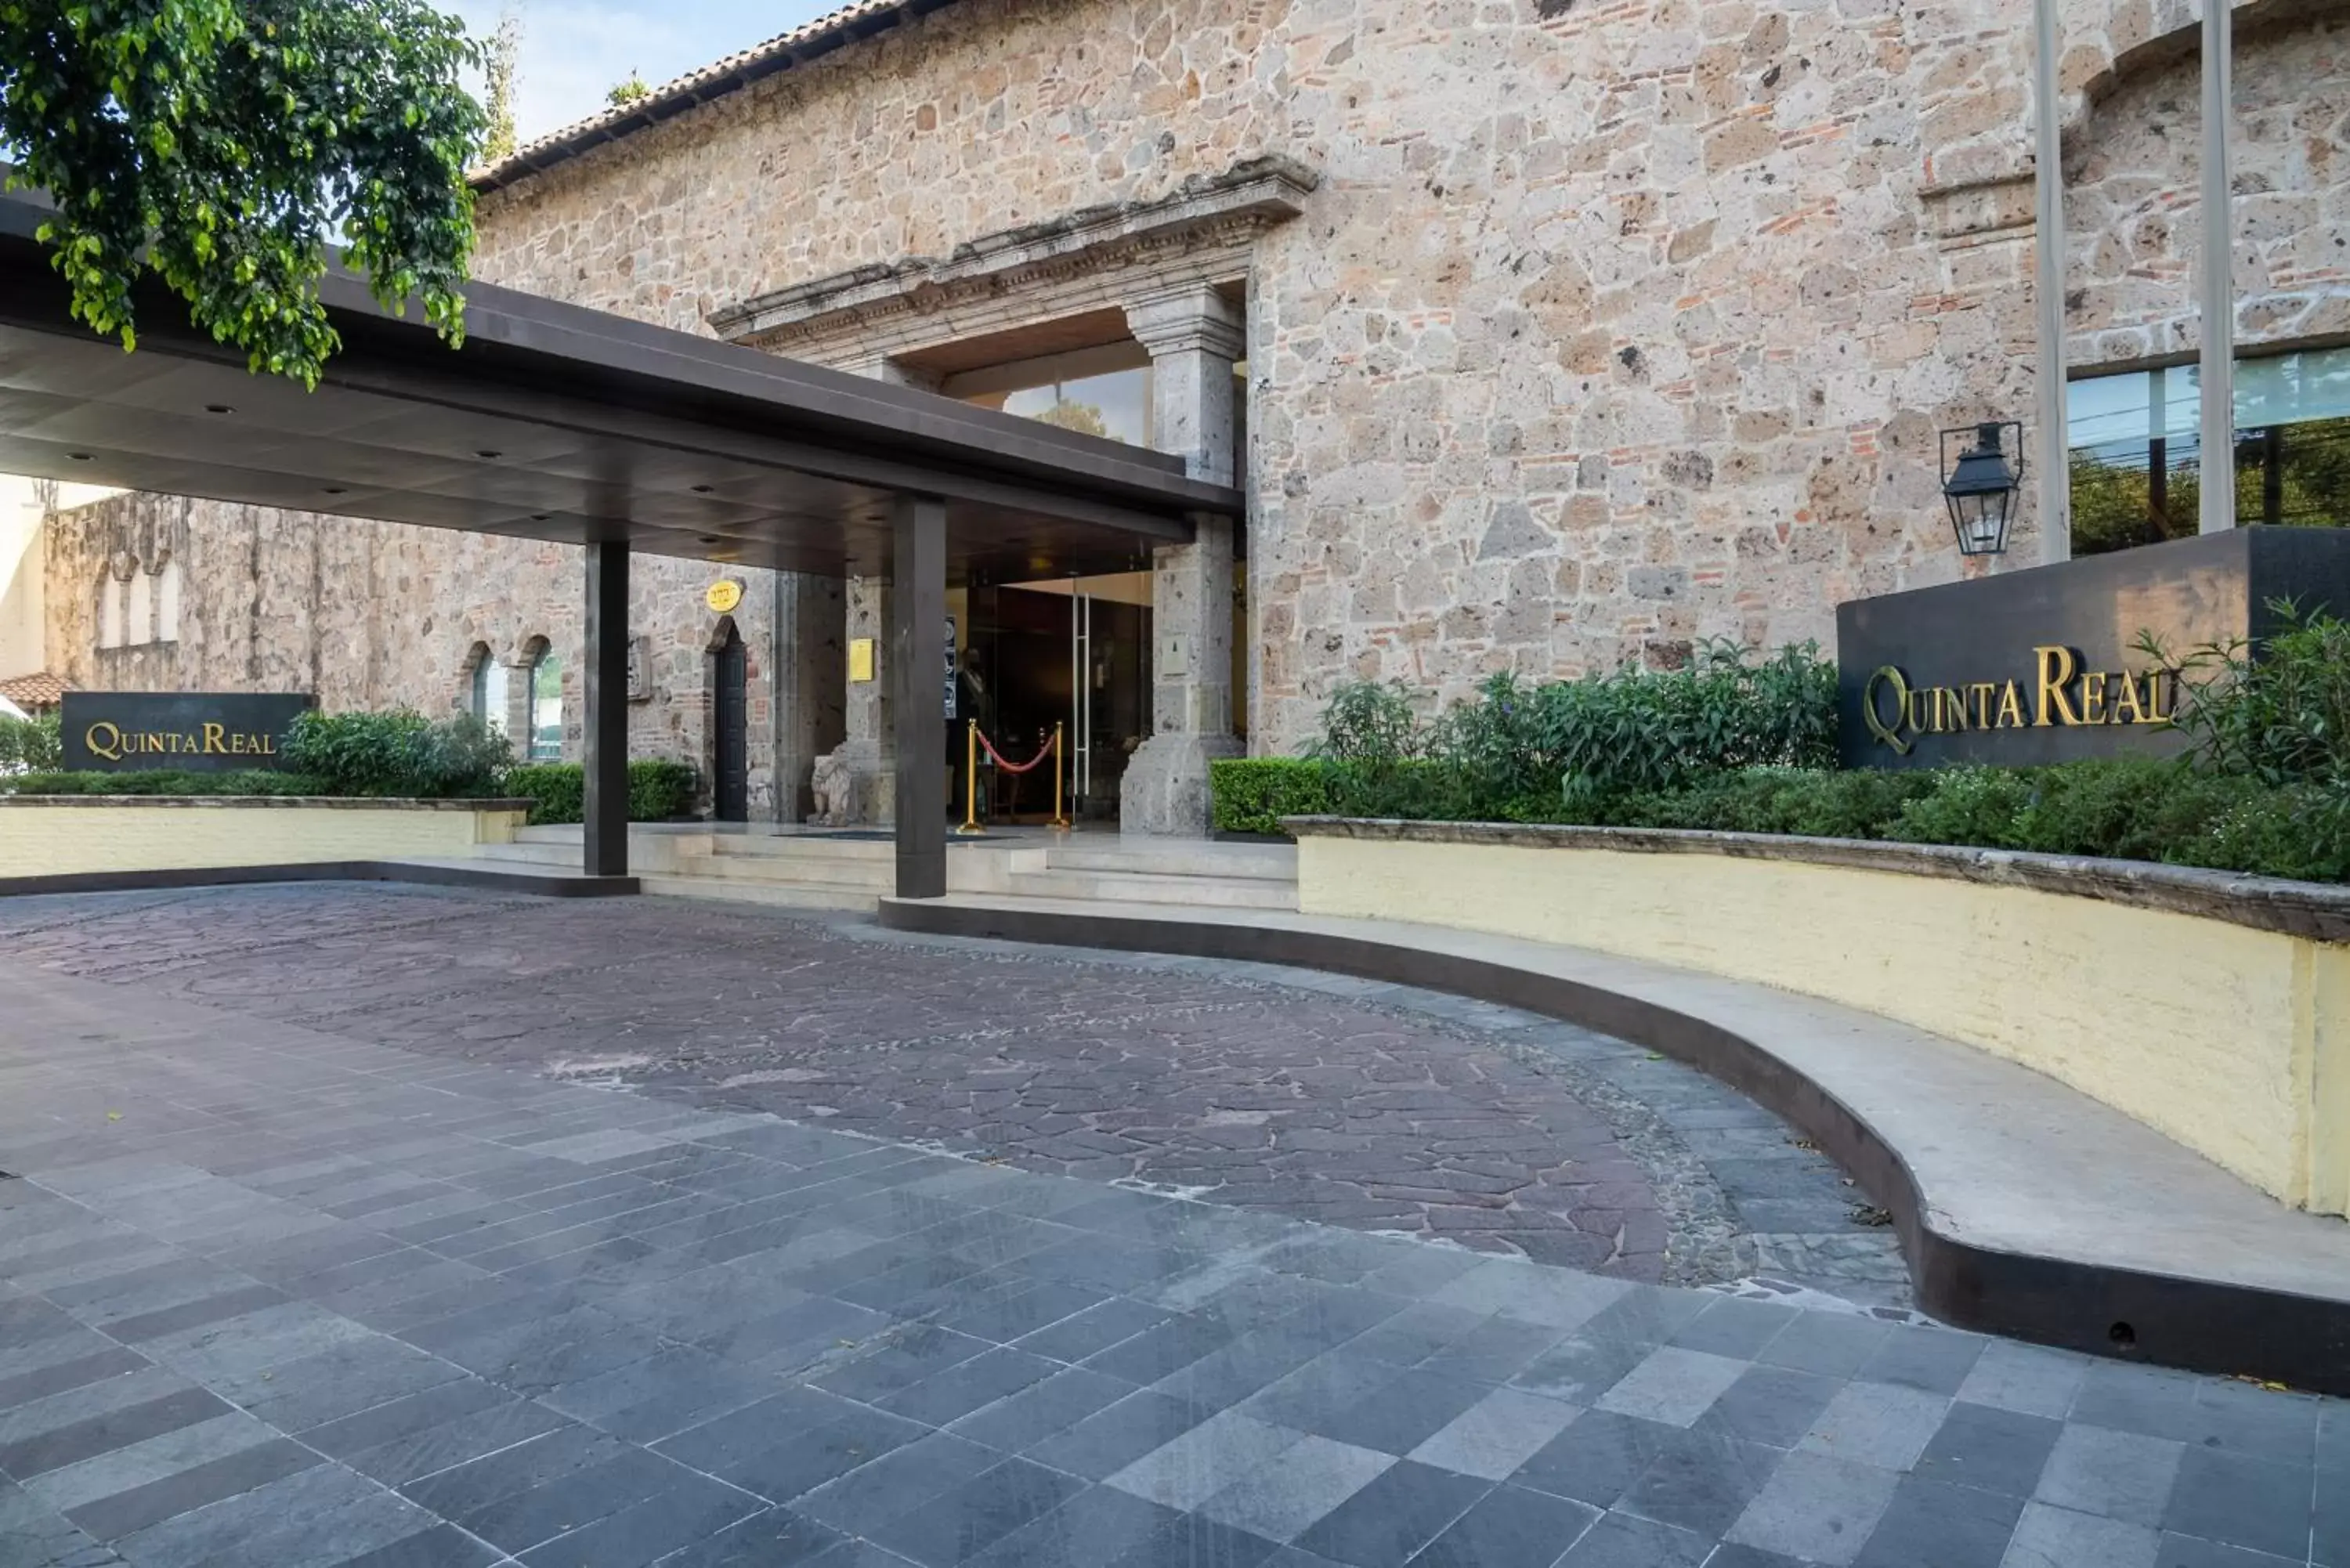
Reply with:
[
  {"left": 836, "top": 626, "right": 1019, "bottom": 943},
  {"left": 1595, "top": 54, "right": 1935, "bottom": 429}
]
[
  {"left": 892, "top": 495, "right": 947, "bottom": 898},
  {"left": 584, "top": 539, "right": 631, "bottom": 878}
]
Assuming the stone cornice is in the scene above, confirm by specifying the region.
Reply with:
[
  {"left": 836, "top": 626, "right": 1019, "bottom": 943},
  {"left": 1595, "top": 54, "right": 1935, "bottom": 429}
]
[
  {"left": 708, "top": 156, "right": 1318, "bottom": 349},
  {"left": 1283, "top": 816, "right": 2350, "bottom": 944}
]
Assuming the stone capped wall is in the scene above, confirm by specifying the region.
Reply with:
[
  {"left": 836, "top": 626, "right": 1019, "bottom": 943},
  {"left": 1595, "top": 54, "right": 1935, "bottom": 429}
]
[{"left": 40, "top": 493, "right": 818, "bottom": 818}]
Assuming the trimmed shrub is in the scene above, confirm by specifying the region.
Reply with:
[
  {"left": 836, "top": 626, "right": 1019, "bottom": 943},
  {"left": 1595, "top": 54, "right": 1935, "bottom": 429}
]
[
  {"left": 500, "top": 760, "right": 700, "bottom": 826},
  {"left": 280, "top": 710, "right": 509, "bottom": 797},
  {"left": 2147, "top": 601, "right": 2350, "bottom": 788},
  {"left": 1209, "top": 757, "right": 1336, "bottom": 836},
  {"left": 0, "top": 769, "right": 327, "bottom": 796},
  {"left": 0, "top": 711, "right": 61, "bottom": 773}
]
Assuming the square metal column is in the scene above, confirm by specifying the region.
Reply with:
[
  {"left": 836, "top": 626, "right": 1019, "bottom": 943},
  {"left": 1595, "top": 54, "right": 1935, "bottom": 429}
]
[
  {"left": 584, "top": 538, "right": 630, "bottom": 879},
  {"left": 891, "top": 494, "right": 947, "bottom": 898}
]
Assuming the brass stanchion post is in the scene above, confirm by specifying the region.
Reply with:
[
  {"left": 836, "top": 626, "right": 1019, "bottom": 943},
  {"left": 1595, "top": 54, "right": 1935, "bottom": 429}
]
[
  {"left": 956, "top": 720, "right": 985, "bottom": 835},
  {"left": 1050, "top": 721, "right": 1071, "bottom": 832}
]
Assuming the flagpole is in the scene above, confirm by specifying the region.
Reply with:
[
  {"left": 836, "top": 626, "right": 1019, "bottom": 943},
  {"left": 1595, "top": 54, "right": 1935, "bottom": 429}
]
[
  {"left": 2199, "top": 0, "right": 2236, "bottom": 533},
  {"left": 2033, "top": 0, "right": 2070, "bottom": 563}
]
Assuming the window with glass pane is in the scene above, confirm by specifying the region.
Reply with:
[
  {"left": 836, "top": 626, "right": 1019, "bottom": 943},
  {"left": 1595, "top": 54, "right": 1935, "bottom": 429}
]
[
  {"left": 997, "top": 366, "right": 1154, "bottom": 446},
  {"left": 527, "top": 650, "right": 562, "bottom": 761},
  {"left": 470, "top": 653, "right": 509, "bottom": 736},
  {"left": 2069, "top": 348, "right": 2350, "bottom": 555}
]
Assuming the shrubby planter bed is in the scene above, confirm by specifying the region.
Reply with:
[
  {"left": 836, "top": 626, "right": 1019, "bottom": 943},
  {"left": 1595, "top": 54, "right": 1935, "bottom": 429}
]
[{"left": 1289, "top": 816, "right": 2350, "bottom": 1216}]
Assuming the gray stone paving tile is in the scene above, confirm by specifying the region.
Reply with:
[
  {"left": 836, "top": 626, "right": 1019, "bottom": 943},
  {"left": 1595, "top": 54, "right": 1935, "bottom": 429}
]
[
  {"left": 645, "top": 1386, "right": 855, "bottom": 1476},
  {"left": 957, "top": 1482, "right": 1178, "bottom": 1568},
  {"left": 298, "top": 1378, "right": 511, "bottom": 1461},
  {"left": 0, "top": 1348, "right": 151, "bottom": 1416},
  {"left": 1405, "top": 1386, "right": 1581, "bottom": 1480},
  {"left": 1419, "top": 1314, "right": 1568, "bottom": 1386},
  {"left": 63, "top": 1435, "right": 320, "bottom": 1542},
  {"left": 947, "top": 1364, "right": 1138, "bottom": 1454},
  {"left": 327, "top": 1521, "right": 507, "bottom": 1568},
  {"left": 1298, "top": 1366, "right": 1497, "bottom": 1458},
  {"left": 1095, "top": 1509, "right": 1283, "bottom": 1568},
  {"left": 455, "top": 1446, "right": 692, "bottom": 1554},
  {"left": 1194, "top": 1434, "right": 1395, "bottom": 1543},
  {"left": 693, "top": 1404, "right": 932, "bottom": 1504},
  {"left": 1593, "top": 1346, "right": 1749, "bottom": 1428},
  {"left": 1428, "top": 1262, "right": 1633, "bottom": 1331},
  {"left": 1021, "top": 1387, "right": 1217, "bottom": 1480},
  {"left": 19, "top": 1413, "right": 274, "bottom": 1515},
  {"left": 1667, "top": 1298, "right": 1801, "bottom": 1360},
  {"left": 1795, "top": 1381, "right": 1951, "bottom": 1471},
  {"left": 342, "top": 1399, "right": 577, "bottom": 1490},
  {"left": 1955, "top": 1339, "right": 2092, "bottom": 1420},
  {"left": 138, "top": 1299, "right": 377, "bottom": 1383},
  {"left": 863, "top": 1456, "right": 1089, "bottom": 1567},
  {"left": 1726, "top": 1449, "right": 1900, "bottom": 1566},
  {"left": 1408, "top": 1481, "right": 1596, "bottom": 1568},
  {"left": 1289, "top": 1458, "right": 1491, "bottom": 1567},
  {"left": 1755, "top": 1312, "right": 1893, "bottom": 1379},
  {"left": 2035, "top": 1422, "right": 2188, "bottom": 1527},
  {"left": 2151, "top": 1534, "right": 2305, "bottom": 1568},
  {"left": 1617, "top": 1427, "right": 1782, "bottom": 1537},
  {"left": 1855, "top": 1324, "right": 1987, "bottom": 1396},
  {"left": 2318, "top": 1475, "right": 2350, "bottom": 1566},
  {"left": 0, "top": 1385, "right": 230, "bottom": 1481},
  {"left": 2003, "top": 1501, "right": 2163, "bottom": 1568},
  {"left": 1912, "top": 1400, "right": 2066, "bottom": 1498},
  {"left": 1855, "top": 1475, "right": 2024, "bottom": 1567},
  {"left": 2157, "top": 1449, "right": 2314, "bottom": 1560},
  {"left": 1706, "top": 1546, "right": 1814, "bottom": 1568},
  {"left": 396, "top": 1424, "right": 628, "bottom": 1521},
  {"left": 512, "top": 1470, "right": 764, "bottom": 1568},
  {"left": 109, "top": 1460, "right": 386, "bottom": 1568},
  {"left": 652, "top": 1505, "right": 848, "bottom": 1567},
  {"left": 539, "top": 1345, "right": 775, "bottom": 1443},
  {"left": 1690, "top": 1364, "right": 1842, "bottom": 1451},
  {"left": 1553, "top": 1509, "right": 1711, "bottom": 1566},
  {"left": 791, "top": 1430, "right": 1003, "bottom": 1537},
  {"left": 876, "top": 1346, "right": 1061, "bottom": 1427},
  {"left": 208, "top": 1333, "right": 472, "bottom": 1432},
  {"left": 1107, "top": 1411, "right": 1309, "bottom": 1510}
]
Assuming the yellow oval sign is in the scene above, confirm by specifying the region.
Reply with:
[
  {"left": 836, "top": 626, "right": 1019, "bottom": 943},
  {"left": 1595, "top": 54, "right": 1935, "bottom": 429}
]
[{"left": 705, "top": 580, "right": 743, "bottom": 615}]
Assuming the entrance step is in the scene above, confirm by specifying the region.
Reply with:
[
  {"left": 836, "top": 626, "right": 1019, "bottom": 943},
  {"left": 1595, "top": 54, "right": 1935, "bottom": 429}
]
[
  {"left": 635, "top": 873, "right": 877, "bottom": 911},
  {"left": 1034, "top": 841, "right": 1295, "bottom": 881},
  {"left": 667, "top": 848, "right": 891, "bottom": 892},
  {"left": 999, "top": 866, "right": 1299, "bottom": 909}
]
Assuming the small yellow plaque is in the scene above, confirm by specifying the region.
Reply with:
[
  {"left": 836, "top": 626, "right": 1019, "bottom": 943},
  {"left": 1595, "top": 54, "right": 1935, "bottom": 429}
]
[
  {"left": 848, "top": 638, "right": 876, "bottom": 683},
  {"left": 705, "top": 580, "right": 743, "bottom": 615}
]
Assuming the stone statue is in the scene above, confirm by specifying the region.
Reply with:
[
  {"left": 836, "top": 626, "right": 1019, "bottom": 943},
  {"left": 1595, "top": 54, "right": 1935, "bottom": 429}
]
[{"left": 808, "top": 749, "right": 849, "bottom": 826}]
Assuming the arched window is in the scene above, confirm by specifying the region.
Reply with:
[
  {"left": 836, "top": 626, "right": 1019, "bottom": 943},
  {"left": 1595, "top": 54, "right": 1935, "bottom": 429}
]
[
  {"left": 468, "top": 645, "right": 509, "bottom": 736},
  {"left": 526, "top": 646, "right": 562, "bottom": 761}
]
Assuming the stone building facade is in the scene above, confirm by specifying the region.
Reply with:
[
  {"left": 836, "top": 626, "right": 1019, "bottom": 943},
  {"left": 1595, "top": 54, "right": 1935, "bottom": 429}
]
[{"left": 36, "top": 0, "right": 2350, "bottom": 822}]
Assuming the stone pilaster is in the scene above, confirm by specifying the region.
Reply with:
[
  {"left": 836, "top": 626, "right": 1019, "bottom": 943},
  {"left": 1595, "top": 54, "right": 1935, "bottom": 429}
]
[
  {"left": 1120, "top": 284, "right": 1244, "bottom": 837},
  {"left": 808, "top": 354, "right": 935, "bottom": 825},
  {"left": 772, "top": 570, "right": 844, "bottom": 823}
]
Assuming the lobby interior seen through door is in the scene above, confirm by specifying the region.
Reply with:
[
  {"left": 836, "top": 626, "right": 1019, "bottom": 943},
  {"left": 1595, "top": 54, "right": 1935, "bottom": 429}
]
[{"left": 953, "top": 573, "right": 1151, "bottom": 826}]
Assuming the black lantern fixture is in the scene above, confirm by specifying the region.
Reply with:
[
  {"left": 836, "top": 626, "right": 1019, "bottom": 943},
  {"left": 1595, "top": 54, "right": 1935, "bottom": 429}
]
[{"left": 1940, "top": 420, "right": 2023, "bottom": 557}]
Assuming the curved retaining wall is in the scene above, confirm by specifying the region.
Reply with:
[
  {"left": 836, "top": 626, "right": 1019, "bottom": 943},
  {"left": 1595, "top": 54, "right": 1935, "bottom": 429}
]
[
  {"left": 1288, "top": 818, "right": 2350, "bottom": 1217},
  {"left": 0, "top": 796, "right": 531, "bottom": 880}
]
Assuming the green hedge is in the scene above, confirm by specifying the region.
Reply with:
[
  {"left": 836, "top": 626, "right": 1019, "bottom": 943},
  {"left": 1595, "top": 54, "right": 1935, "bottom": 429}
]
[
  {"left": 280, "top": 710, "right": 509, "bottom": 797},
  {"left": 1208, "top": 755, "right": 2350, "bottom": 883},
  {"left": 0, "top": 769, "right": 331, "bottom": 796},
  {"left": 501, "top": 760, "right": 699, "bottom": 826},
  {"left": 1209, "top": 757, "right": 1336, "bottom": 836}
]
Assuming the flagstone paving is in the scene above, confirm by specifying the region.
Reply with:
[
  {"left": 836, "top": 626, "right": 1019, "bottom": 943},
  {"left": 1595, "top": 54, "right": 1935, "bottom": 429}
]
[{"left": 0, "top": 883, "right": 2339, "bottom": 1568}]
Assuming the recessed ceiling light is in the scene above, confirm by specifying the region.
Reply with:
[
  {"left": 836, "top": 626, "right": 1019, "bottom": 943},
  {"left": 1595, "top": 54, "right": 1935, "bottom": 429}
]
[
  {"left": 323, "top": 486, "right": 347, "bottom": 495},
  {"left": 475, "top": 449, "right": 502, "bottom": 460},
  {"left": 67, "top": 452, "right": 91, "bottom": 461},
  {"left": 691, "top": 484, "right": 714, "bottom": 493},
  {"left": 530, "top": 512, "right": 551, "bottom": 522},
  {"left": 204, "top": 403, "right": 233, "bottom": 414},
  {"left": 696, "top": 534, "right": 722, "bottom": 544}
]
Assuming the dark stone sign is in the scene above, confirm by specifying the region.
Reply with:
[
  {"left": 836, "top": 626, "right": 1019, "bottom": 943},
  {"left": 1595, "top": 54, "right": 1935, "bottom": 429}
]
[
  {"left": 60, "top": 692, "right": 315, "bottom": 772},
  {"left": 1836, "top": 528, "right": 2350, "bottom": 768}
]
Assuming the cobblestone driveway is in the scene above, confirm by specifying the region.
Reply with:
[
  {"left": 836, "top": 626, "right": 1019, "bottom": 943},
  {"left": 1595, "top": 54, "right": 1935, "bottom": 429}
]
[{"left": 0, "top": 886, "right": 1902, "bottom": 1302}]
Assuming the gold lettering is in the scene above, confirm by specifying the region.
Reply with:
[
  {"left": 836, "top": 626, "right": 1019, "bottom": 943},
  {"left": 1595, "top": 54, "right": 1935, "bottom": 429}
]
[
  {"left": 1997, "top": 681, "right": 2026, "bottom": 728},
  {"left": 145, "top": 732, "right": 168, "bottom": 753},
  {"left": 1861, "top": 667, "right": 1912, "bottom": 753},
  {"left": 258, "top": 734, "right": 276, "bottom": 755},
  {"left": 2111, "top": 672, "right": 2146, "bottom": 724},
  {"left": 2081, "top": 673, "right": 2108, "bottom": 724},
  {"left": 2034, "top": 645, "right": 2081, "bottom": 726},
  {"left": 1969, "top": 683, "right": 1996, "bottom": 728},
  {"left": 1936, "top": 688, "right": 1969, "bottom": 732},
  {"left": 2146, "top": 669, "right": 2175, "bottom": 723},
  {"left": 201, "top": 723, "right": 226, "bottom": 754},
  {"left": 84, "top": 721, "right": 122, "bottom": 761},
  {"left": 229, "top": 733, "right": 249, "bottom": 754}
]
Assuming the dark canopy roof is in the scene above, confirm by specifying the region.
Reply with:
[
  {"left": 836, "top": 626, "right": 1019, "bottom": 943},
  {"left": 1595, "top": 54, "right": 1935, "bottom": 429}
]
[{"left": 0, "top": 189, "right": 1232, "bottom": 582}]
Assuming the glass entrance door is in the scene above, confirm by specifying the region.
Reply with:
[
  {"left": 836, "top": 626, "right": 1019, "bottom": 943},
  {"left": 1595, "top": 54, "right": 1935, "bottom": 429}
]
[{"left": 967, "top": 573, "right": 1151, "bottom": 826}]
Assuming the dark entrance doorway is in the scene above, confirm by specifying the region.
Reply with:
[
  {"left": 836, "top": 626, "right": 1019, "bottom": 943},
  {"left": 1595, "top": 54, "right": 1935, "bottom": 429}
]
[{"left": 714, "top": 623, "right": 749, "bottom": 822}]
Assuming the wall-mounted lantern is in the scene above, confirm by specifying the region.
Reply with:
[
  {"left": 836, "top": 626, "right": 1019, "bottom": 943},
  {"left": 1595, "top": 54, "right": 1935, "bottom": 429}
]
[{"left": 1940, "top": 421, "right": 2023, "bottom": 557}]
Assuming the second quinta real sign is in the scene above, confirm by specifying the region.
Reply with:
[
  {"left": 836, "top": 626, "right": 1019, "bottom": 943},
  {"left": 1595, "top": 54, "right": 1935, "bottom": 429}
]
[{"left": 60, "top": 692, "right": 313, "bottom": 773}]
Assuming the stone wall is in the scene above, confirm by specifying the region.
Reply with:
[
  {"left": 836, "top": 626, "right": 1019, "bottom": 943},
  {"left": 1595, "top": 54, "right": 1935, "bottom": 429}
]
[
  {"left": 466, "top": 0, "right": 2102, "bottom": 751},
  {"left": 2066, "top": 9, "right": 2350, "bottom": 366},
  {"left": 39, "top": 493, "right": 837, "bottom": 818}
]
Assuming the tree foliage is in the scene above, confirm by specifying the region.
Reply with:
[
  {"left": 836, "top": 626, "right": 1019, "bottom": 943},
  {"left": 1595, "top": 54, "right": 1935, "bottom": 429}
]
[
  {"left": 605, "top": 70, "right": 649, "bottom": 107},
  {"left": 1, "top": 0, "right": 486, "bottom": 387},
  {"left": 480, "top": 5, "right": 522, "bottom": 165}
]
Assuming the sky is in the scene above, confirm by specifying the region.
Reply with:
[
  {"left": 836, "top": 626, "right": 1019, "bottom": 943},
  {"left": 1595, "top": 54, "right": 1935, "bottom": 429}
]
[{"left": 447, "top": 0, "right": 845, "bottom": 146}]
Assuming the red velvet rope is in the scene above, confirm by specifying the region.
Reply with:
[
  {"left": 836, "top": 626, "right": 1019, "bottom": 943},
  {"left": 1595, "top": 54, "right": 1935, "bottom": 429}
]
[{"left": 977, "top": 729, "right": 1057, "bottom": 774}]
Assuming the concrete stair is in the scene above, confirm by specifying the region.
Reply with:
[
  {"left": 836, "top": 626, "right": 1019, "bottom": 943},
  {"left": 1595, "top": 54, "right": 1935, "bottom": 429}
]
[{"left": 458, "top": 825, "right": 1298, "bottom": 914}]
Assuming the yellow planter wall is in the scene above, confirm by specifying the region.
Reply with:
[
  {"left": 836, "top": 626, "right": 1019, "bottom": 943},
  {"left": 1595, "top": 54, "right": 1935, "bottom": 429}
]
[
  {"left": 1299, "top": 834, "right": 2350, "bottom": 1215},
  {"left": 0, "top": 800, "right": 526, "bottom": 879}
]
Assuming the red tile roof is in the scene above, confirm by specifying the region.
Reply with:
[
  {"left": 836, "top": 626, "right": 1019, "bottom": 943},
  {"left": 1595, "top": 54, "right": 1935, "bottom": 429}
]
[{"left": 0, "top": 671, "right": 67, "bottom": 710}]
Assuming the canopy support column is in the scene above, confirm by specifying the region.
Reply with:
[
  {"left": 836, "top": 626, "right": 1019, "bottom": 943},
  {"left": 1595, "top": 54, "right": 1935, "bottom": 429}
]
[
  {"left": 891, "top": 495, "right": 947, "bottom": 898},
  {"left": 584, "top": 538, "right": 631, "bottom": 880}
]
